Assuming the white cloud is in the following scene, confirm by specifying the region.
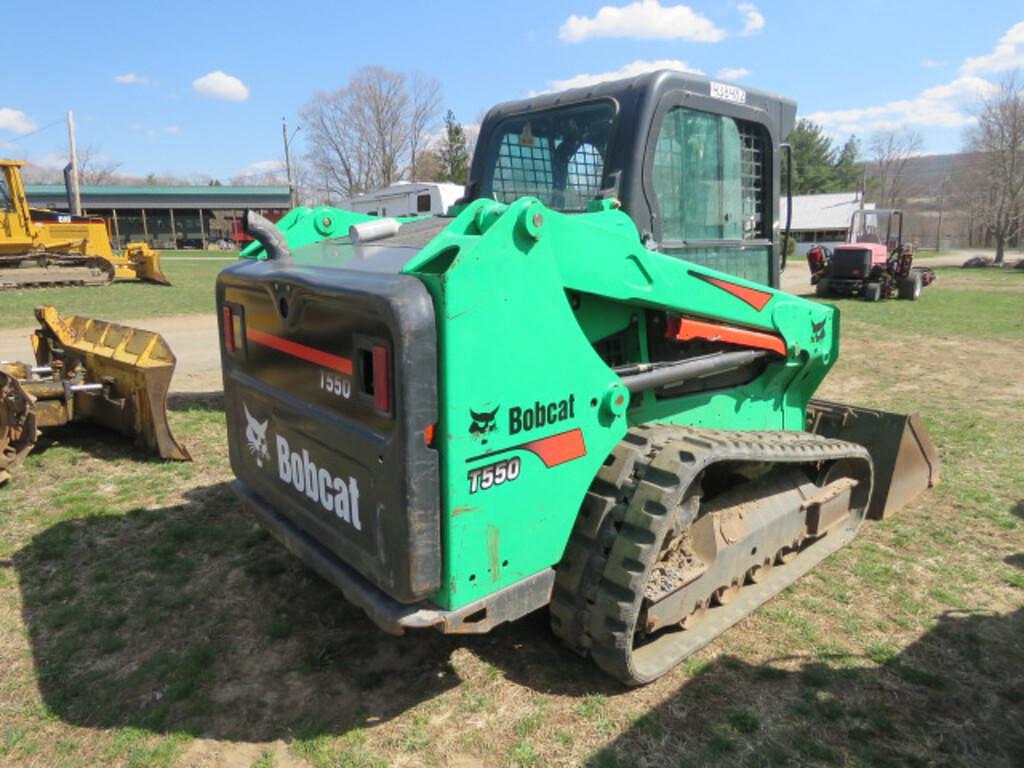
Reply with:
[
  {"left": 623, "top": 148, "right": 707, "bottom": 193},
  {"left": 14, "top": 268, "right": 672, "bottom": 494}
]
[
  {"left": 737, "top": 3, "right": 764, "bottom": 36},
  {"left": 114, "top": 72, "right": 151, "bottom": 85},
  {"left": 961, "top": 20, "right": 1024, "bottom": 75},
  {"left": 0, "top": 108, "right": 37, "bottom": 135},
  {"left": 920, "top": 59, "right": 946, "bottom": 69},
  {"left": 538, "top": 59, "right": 703, "bottom": 94},
  {"left": 164, "top": 125, "right": 180, "bottom": 134},
  {"left": 716, "top": 66, "right": 751, "bottom": 80},
  {"left": 192, "top": 71, "right": 250, "bottom": 102},
  {"left": 242, "top": 159, "right": 286, "bottom": 175},
  {"left": 803, "top": 75, "right": 999, "bottom": 134},
  {"left": 560, "top": 1, "right": 725, "bottom": 44}
]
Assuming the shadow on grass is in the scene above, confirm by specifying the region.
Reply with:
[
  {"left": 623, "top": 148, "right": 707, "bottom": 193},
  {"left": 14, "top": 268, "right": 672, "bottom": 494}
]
[
  {"left": 584, "top": 608, "right": 1024, "bottom": 767},
  {"left": 15, "top": 484, "right": 1024, "bottom": 760},
  {"left": 13, "top": 483, "right": 462, "bottom": 741},
  {"left": 26, "top": 423, "right": 174, "bottom": 465},
  {"left": 1011, "top": 500, "right": 1024, "bottom": 520}
]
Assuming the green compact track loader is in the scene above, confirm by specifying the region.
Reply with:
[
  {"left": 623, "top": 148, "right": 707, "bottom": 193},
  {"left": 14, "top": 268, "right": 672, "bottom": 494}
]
[{"left": 217, "top": 71, "right": 939, "bottom": 685}]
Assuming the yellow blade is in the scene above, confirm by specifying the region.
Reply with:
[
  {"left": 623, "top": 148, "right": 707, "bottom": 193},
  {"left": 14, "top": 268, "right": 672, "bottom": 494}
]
[{"left": 32, "top": 305, "right": 191, "bottom": 461}]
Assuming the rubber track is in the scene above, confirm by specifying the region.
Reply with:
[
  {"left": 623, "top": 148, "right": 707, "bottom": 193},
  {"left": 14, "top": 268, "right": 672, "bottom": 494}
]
[{"left": 550, "top": 424, "right": 872, "bottom": 685}]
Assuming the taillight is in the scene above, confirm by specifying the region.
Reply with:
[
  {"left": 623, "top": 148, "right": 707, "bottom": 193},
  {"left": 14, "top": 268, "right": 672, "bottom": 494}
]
[
  {"left": 372, "top": 344, "right": 390, "bottom": 412},
  {"left": 223, "top": 306, "right": 235, "bottom": 352}
]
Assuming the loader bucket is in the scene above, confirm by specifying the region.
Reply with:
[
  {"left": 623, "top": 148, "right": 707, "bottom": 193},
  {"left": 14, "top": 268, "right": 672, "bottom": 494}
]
[
  {"left": 110, "top": 243, "right": 172, "bottom": 286},
  {"left": 30, "top": 305, "right": 191, "bottom": 461},
  {"left": 806, "top": 399, "right": 939, "bottom": 519}
]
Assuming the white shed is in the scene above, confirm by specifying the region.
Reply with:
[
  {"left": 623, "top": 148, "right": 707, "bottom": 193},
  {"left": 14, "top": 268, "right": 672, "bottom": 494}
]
[{"left": 780, "top": 193, "right": 875, "bottom": 256}]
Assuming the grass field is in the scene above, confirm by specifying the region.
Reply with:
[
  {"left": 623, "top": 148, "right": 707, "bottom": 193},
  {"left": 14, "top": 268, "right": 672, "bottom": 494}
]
[
  {"left": 0, "top": 255, "right": 227, "bottom": 329},
  {"left": 0, "top": 269, "right": 1021, "bottom": 767}
]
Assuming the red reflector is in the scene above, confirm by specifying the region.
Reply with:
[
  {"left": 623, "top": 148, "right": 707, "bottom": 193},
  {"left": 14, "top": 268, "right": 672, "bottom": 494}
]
[
  {"left": 372, "top": 344, "right": 390, "bottom": 412},
  {"left": 424, "top": 423, "right": 436, "bottom": 447},
  {"left": 223, "top": 306, "right": 235, "bottom": 352}
]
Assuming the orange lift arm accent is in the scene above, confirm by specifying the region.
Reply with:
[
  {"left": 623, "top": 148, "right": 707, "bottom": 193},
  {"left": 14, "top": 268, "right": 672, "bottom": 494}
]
[{"left": 666, "top": 316, "right": 787, "bottom": 357}]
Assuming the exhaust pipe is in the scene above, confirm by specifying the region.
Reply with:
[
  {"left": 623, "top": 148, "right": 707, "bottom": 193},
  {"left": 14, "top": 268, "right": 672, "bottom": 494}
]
[
  {"left": 63, "top": 163, "right": 81, "bottom": 217},
  {"left": 244, "top": 210, "right": 291, "bottom": 261}
]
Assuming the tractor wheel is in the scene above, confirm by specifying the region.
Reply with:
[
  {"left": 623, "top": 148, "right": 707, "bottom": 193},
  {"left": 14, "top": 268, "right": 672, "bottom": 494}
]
[
  {"left": 815, "top": 278, "right": 831, "bottom": 297},
  {"left": 898, "top": 272, "right": 923, "bottom": 300},
  {"left": 863, "top": 283, "right": 882, "bottom": 302}
]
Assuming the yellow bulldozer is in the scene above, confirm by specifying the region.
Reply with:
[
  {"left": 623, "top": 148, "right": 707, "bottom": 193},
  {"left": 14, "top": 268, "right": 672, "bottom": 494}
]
[{"left": 0, "top": 159, "right": 170, "bottom": 289}]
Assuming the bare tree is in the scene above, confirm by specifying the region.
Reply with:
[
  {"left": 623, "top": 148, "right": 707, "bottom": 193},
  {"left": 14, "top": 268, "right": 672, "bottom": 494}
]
[
  {"left": 76, "top": 144, "right": 123, "bottom": 185},
  {"left": 867, "top": 128, "right": 924, "bottom": 208},
  {"left": 301, "top": 66, "right": 444, "bottom": 200},
  {"left": 408, "top": 74, "right": 443, "bottom": 180},
  {"left": 961, "top": 74, "right": 1024, "bottom": 263}
]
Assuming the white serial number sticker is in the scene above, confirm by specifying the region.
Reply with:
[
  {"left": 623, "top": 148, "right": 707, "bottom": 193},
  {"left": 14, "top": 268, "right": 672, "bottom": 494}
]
[
  {"left": 468, "top": 457, "right": 521, "bottom": 494},
  {"left": 710, "top": 81, "right": 747, "bottom": 104}
]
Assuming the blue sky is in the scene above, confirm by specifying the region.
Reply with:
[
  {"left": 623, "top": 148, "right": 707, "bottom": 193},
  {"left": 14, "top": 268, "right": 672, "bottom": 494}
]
[{"left": 3, "top": 1, "right": 1023, "bottom": 181}]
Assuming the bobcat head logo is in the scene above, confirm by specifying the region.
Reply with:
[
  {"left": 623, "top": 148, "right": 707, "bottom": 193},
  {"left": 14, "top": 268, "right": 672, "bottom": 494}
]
[
  {"left": 811, "top": 319, "right": 826, "bottom": 343},
  {"left": 244, "top": 403, "right": 270, "bottom": 467},
  {"left": 469, "top": 406, "right": 499, "bottom": 444}
]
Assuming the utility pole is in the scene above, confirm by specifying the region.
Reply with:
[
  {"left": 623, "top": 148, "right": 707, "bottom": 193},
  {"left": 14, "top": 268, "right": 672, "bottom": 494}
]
[
  {"left": 281, "top": 117, "right": 299, "bottom": 208},
  {"left": 935, "top": 177, "right": 947, "bottom": 252},
  {"left": 66, "top": 111, "right": 82, "bottom": 215}
]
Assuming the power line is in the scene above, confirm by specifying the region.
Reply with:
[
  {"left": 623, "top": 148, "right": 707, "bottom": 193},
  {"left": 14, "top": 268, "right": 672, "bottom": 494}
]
[{"left": 6, "top": 118, "right": 64, "bottom": 143}]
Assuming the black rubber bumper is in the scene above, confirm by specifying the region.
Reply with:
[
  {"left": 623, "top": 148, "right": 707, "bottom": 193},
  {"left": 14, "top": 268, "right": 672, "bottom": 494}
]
[{"left": 233, "top": 481, "right": 554, "bottom": 635}]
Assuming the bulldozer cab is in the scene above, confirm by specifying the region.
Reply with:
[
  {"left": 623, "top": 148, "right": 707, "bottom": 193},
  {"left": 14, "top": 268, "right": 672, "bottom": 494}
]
[{"left": 466, "top": 71, "right": 796, "bottom": 287}]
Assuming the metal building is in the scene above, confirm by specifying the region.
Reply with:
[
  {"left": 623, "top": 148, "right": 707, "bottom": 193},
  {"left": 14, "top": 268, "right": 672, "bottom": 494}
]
[{"left": 24, "top": 184, "right": 290, "bottom": 249}]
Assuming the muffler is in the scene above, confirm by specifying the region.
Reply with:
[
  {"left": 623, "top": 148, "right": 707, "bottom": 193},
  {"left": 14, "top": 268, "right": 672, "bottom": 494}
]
[{"left": 806, "top": 399, "right": 940, "bottom": 519}]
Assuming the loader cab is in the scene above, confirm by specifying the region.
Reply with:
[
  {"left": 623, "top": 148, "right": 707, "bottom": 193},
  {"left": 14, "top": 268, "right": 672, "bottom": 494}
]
[{"left": 466, "top": 71, "right": 796, "bottom": 287}]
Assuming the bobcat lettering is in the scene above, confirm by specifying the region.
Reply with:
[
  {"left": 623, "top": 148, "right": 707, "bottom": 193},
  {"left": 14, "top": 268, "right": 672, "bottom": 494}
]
[
  {"left": 276, "top": 435, "right": 361, "bottom": 530},
  {"left": 509, "top": 395, "right": 576, "bottom": 435}
]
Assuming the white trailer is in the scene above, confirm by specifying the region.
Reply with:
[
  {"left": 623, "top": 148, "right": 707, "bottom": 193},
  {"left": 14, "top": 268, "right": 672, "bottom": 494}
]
[{"left": 346, "top": 181, "right": 465, "bottom": 218}]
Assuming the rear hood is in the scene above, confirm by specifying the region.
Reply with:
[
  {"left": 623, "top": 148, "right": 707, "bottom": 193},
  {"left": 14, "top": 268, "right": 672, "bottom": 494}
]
[{"left": 283, "top": 217, "right": 450, "bottom": 274}]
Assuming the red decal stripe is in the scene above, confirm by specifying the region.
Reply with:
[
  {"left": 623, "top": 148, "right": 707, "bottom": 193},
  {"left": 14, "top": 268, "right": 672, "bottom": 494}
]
[
  {"left": 692, "top": 272, "right": 774, "bottom": 311},
  {"left": 520, "top": 428, "right": 587, "bottom": 468},
  {"left": 667, "top": 317, "right": 787, "bottom": 357},
  {"left": 247, "top": 328, "right": 353, "bottom": 375}
]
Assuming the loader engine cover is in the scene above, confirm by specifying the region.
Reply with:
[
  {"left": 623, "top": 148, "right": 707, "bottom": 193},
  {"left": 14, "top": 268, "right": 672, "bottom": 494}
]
[{"left": 218, "top": 258, "right": 440, "bottom": 603}]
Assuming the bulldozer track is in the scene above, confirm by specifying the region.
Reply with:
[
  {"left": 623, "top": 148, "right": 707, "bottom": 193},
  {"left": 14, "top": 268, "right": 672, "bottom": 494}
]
[
  {"left": 0, "top": 255, "right": 114, "bottom": 290},
  {"left": 550, "top": 424, "right": 873, "bottom": 685}
]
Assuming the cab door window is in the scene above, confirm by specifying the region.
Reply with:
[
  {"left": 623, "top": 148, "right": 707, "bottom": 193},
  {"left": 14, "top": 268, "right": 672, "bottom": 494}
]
[{"left": 652, "top": 108, "right": 765, "bottom": 242}]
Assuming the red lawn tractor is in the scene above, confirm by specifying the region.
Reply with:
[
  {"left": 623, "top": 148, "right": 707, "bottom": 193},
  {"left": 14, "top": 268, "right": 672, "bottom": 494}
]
[{"left": 807, "top": 209, "right": 935, "bottom": 301}]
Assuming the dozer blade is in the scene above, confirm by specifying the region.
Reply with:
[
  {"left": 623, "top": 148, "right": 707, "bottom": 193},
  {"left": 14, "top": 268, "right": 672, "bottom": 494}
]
[
  {"left": 109, "top": 243, "right": 172, "bottom": 286},
  {"left": 31, "top": 305, "right": 191, "bottom": 461},
  {"left": 806, "top": 399, "right": 940, "bottom": 519},
  {"left": 0, "top": 367, "right": 38, "bottom": 485}
]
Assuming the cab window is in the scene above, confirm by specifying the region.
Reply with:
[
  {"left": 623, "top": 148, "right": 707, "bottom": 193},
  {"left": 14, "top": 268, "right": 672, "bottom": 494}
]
[{"left": 652, "top": 108, "right": 766, "bottom": 243}]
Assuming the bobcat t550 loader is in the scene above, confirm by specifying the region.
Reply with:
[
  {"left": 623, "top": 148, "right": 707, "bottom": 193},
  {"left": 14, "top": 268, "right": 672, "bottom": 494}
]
[{"left": 217, "top": 72, "right": 939, "bottom": 685}]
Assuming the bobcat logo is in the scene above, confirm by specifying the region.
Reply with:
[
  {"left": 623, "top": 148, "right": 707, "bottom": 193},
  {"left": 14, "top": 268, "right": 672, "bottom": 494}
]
[
  {"left": 810, "top": 319, "right": 826, "bottom": 343},
  {"left": 244, "top": 403, "right": 270, "bottom": 467},
  {"left": 469, "top": 406, "right": 499, "bottom": 445}
]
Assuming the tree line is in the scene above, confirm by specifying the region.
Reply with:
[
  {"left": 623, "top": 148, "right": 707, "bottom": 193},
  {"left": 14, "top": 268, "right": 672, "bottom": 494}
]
[{"left": 786, "top": 120, "right": 925, "bottom": 208}]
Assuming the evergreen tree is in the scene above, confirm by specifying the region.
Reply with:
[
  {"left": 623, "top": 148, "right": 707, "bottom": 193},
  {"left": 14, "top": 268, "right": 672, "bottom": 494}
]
[
  {"left": 833, "top": 136, "right": 862, "bottom": 192},
  {"left": 787, "top": 119, "right": 837, "bottom": 194},
  {"left": 438, "top": 110, "right": 469, "bottom": 184}
]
